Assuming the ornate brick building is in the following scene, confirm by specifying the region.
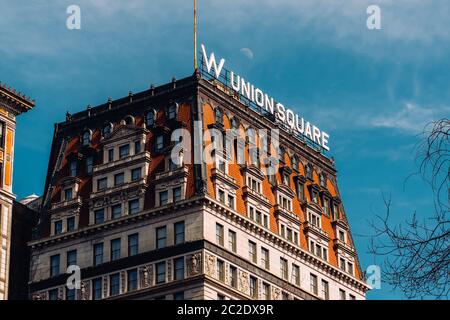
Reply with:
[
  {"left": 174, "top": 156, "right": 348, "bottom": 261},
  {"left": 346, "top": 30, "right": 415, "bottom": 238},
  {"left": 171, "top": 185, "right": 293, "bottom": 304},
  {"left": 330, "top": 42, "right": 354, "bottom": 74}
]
[
  {"left": 29, "top": 72, "right": 369, "bottom": 300},
  {"left": 0, "top": 82, "right": 35, "bottom": 299}
]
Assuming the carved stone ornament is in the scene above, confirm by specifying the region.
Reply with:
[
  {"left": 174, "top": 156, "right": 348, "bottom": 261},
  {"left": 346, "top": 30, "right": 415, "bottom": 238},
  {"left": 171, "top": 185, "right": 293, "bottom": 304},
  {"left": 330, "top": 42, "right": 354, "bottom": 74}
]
[
  {"left": 204, "top": 253, "right": 216, "bottom": 277},
  {"left": 238, "top": 270, "right": 249, "bottom": 294},
  {"left": 140, "top": 264, "right": 153, "bottom": 288},
  {"left": 187, "top": 253, "right": 202, "bottom": 277},
  {"left": 79, "top": 280, "right": 90, "bottom": 300},
  {"left": 272, "top": 287, "right": 281, "bottom": 300}
]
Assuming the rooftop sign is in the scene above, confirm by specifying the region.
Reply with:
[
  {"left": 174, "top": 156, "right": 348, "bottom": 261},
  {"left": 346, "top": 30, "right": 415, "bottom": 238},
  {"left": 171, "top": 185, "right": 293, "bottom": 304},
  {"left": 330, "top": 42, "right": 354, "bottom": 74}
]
[{"left": 200, "top": 44, "right": 330, "bottom": 152}]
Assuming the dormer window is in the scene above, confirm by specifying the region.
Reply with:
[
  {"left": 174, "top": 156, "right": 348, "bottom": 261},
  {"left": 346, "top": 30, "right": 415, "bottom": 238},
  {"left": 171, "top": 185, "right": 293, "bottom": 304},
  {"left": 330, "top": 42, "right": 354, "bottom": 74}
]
[
  {"left": 230, "top": 117, "right": 239, "bottom": 129},
  {"left": 124, "top": 115, "right": 135, "bottom": 126},
  {"left": 282, "top": 173, "right": 290, "bottom": 186},
  {"left": 292, "top": 157, "right": 298, "bottom": 171},
  {"left": 319, "top": 173, "right": 326, "bottom": 188},
  {"left": 156, "top": 135, "right": 164, "bottom": 151},
  {"left": 82, "top": 130, "right": 91, "bottom": 146},
  {"left": 323, "top": 197, "right": 330, "bottom": 216},
  {"left": 69, "top": 161, "right": 77, "bottom": 177},
  {"left": 333, "top": 203, "right": 339, "bottom": 220},
  {"left": 102, "top": 123, "right": 113, "bottom": 136},
  {"left": 86, "top": 156, "right": 94, "bottom": 175},
  {"left": 247, "top": 128, "right": 256, "bottom": 146},
  {"left": 64, "top": 188, "right": 73, "bottom": 201},
  {"left": 167, "top": 103, "right": 177, "bottom": 120},
  {"left": 308, "top": 211, "right": 321, "bottom": 228},
  {"left": 146, "top": 110, "right": 156, "bottom": 127},
  {"left": 214, "top": 107, "right": 223, "bottom": 124}
]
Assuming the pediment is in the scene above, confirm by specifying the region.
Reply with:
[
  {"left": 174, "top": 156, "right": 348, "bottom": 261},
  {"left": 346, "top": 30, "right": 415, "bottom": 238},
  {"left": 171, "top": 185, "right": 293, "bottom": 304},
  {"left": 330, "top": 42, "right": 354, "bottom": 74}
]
[{"left": 103, "top": 125, "right": 147, "bottom": 143}]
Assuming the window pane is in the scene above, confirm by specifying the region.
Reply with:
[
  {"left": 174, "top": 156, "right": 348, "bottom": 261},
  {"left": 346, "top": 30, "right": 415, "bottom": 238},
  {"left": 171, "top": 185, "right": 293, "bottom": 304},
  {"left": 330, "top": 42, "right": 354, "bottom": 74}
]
[
  {"left": 127, "top": 269, "right": 138, "bottom": 291},
  {"left": 110, "top": 239, "right": 121, "bottom": 261},
  {"left": 94, "top": 243, "right": 103, "bottom": 266},
  {"left": 156, "top": 226, "right": 167, "bottom": 249},
  {"left": 129, "top": 199, "right": 140, "bottom": 214},
  {"left": 128, "top": 233, "right": 139, "bottom": 256},
  {"left": 174, "top": 221, "right": 185, "bottom": 245}
]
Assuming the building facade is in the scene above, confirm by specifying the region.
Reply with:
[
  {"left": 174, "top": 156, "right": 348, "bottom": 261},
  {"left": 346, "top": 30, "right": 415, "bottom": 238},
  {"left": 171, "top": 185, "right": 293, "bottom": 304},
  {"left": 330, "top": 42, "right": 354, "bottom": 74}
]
[
  {"left": 28, "top": 73, "right": 369, "bottom": 300},
  {"left": 0, "top": 83, "right": 35, "bottom": 299}
]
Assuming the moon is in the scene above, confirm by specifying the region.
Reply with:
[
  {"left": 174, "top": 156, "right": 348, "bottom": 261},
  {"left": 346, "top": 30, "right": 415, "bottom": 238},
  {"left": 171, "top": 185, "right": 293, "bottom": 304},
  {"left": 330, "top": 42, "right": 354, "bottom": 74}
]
[{"left": 240, "top": 48, "right": 254, "bottom": 60}]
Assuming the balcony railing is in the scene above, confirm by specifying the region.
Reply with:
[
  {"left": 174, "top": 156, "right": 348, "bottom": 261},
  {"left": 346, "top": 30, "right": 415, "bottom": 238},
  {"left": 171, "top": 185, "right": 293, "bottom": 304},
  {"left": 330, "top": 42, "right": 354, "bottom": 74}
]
[
  {"left": 90, "top": 178, "right": 147, "bottom": 199},
  {"left": 50, "top": 196, "right": 82, "bottom": 211},
  {"left": 93, "top": 151, "right": 151, "bottom": 175},
  {"left": 303, "top": 221, "right": 329, "bottom": 241}
]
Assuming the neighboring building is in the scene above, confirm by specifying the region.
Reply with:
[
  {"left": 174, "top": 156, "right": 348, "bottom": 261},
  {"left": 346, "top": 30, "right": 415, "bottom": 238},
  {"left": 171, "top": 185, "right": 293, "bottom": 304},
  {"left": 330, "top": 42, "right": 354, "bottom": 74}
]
[
  {"left": 0, "top": 82, "right": 35, "bottom": 300},
  {"left": 28, "top": 73, "right": 369, "bottom": 300},
  {"left": 8, "top": 199, "right": 39, "bottom": 300}
]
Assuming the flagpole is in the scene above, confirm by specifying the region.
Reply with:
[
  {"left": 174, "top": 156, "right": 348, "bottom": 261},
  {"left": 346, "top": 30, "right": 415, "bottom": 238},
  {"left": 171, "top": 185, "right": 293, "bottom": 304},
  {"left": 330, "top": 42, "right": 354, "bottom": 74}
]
[{"left": 194, "top": 0, "right": 198, "bottom": 71}]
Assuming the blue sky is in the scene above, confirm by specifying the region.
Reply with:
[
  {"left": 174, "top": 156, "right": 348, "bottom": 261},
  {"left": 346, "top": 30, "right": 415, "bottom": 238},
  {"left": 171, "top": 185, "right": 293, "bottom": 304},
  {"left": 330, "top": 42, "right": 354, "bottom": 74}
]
[{"left": 1, "top": 0, "right": 449, "bottom": 299}]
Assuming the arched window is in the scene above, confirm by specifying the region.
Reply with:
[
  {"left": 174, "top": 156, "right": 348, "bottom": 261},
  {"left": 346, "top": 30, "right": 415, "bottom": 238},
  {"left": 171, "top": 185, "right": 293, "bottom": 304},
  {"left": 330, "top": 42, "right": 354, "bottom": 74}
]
[
  {"left": 230, "top": 117, "right": 238, "bottom": 129},
  {"left": 124, "top": 115, "right": 135, "bottom": 126},
  {"left": 305, "top": 164, "right": 313, "bottom": 180},
  {"left": 102, "top": 123, "right": 112, "bottom": 136},
  {"left": 82, "top": 130, "right": 91, "bottom": 146},
  {"left": 146, "top": 110, "right": 155, "bottom": 127},
  {"left": 214, "top": 107, "right": 223, "bottom": 124},
  {"left": 246, "top": 128, "right": 256, "bottom": 145},
  {"left": 292, "top": 157, "right": 298, "bottom": 171}
]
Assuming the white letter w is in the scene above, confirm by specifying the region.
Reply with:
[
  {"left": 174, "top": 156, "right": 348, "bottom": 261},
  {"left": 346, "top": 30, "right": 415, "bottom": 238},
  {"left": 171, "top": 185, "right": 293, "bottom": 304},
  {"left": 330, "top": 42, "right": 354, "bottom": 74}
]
[{"left": 201, "top": 44, "right": 225, "bottom": 78}]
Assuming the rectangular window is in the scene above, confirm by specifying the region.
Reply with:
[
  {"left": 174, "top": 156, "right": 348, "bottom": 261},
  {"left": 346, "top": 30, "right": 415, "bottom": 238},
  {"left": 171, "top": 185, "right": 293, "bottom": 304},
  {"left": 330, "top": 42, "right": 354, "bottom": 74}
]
[
  {"left": 127, "top": 269, "right": 138, "bottom": 292},
  {"left": 173, "top": 186, "right": 182, "bottom": 202},
  {"left": 67, "top": 250, "right": 77, "bottom": 268},
  {"left": 339, "top": 289, "right": 346, "bottom": 300},
  {"left": 128, "top": 233, "right": 139, "bottom": 257},
  {"left": 227, "top": 194, "right": 235, "bottom": 209},
  {"left": 110, "top": 238, "right": 121, "bottom": 261},
  {"left": 217, "top": 259, "right": 225, "bottom": 282},
  {"left": 261, "top": 247, "right": 270, "bottom": 270},
  {"left": 49, "top": 289, "right": 59, "bottom": 301},
  {"left": 128, "top": 199, "right": 140, "bottom": 214},
  {"left": 70, "top": 161, "right": 77, "bottom": 177},
  {"left": 229, "top": 265, "right": 237, "bottom": 288},
  {"left": 64, "top": 188, "right": 73, "bottom": 201},
  {"left": 249, "top": 276, "right": 258, "bottom": 298},
  {"left": 110, "top": 204, "right": 121, "bottom": 219},
  {"left": 86, "top": 156, "right": 94, "bottom": 175},
  {"left": 348, "top": 262, "right": 354, "bottom": 275},
  {"left": 262, "top": 283, "right": 270, "bottom": 300},
  {"left": 54, "top": 220, "right": 63, "bottom": 235},
  {"left": 94, "top": 209, "right": 104, "bottom": 224},
  {"left": 50, "top": 254, "right": 60, "bottom": 277},
  {"left": 174, "top": 257, "right": 184, "bottom": 280},
  {"left": 66, "top": 288, "right": 76, "bottom": 301},
  {"left": 108, "top": 149, "right": 114, "bottom": 162},
  {"left": 174, "top": 291, "right": 184, "bottom": 300},
  {"left": 321, "top": 280, "right": 329, "bottom": 300},
  {"left": 156, "top": 226, "right": 167, "bottom": 249},
  {"left": 218, "top": 189, "right": 225, "bottom": 203},
  {"left": 280, "top": 258, "right": 288, "bottom": 280},
  {"left": 340, "top": 258, "right": 346, "bottom": 271},
  {"left": 228, "top": 230, "right": 236, "bottom": 253},
  {"left": 248, "top": 241, "right": 257, "bottom": 263},
  {"left": 159, "top": 191, "right": 168, "bottom": 206},
  {"left": 93, "top": 278, "right": 102, "bottom": 300},
  {"left": 134, "top": 140, "right": 141, "bottom": 154},
  {"left": 119, "top": 144, "right": 130, "bottom": 159},
  {"left": 297, "top": 182, "right": 305, "bottom": 201},
  {"left": 97, "top": 178, "right": 107, "bottom": 191},
  {"left": 67, "top": 217, "right": 75, "bottom": 232},
  {"left": 350, "top": 294, "right": 356, "bottom": 300},
  {"left": 0, "top": 121, "right": 4, "bottom": 148},
  {"left": 156, "top": 262, "right": 166, "bottom": 284},
  {"left": 156, "top": 135, "right": 164, "bottom": 151},
  {"left": 339, "top": 230, "right": 345, "bottom": 242},
  {"left": 114, "top": 172, "right": 125, "bottom": 186},
  {"left": 131, "top": 168, "right": 141, "bottom": 181},
  {"left": 310, "top": 274, "right": 318, "bottom": 295},
  {"left": 174, "top": 221, "right": 185, "bottom": 245},
  {"left": 216, "top": 223, "right": 224, "bottom": 246},
  {"left": 110, "top": 273, "right": 120, "bottom": 296},
  {"left": 93, "top": 243, "right": 103, "bottom": 266},
  {"left": 217, "top": 294, "right": 225, "bottom": 300},
  {"left": 292, "top": 264, "right": 300, "bottom": 286}
]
